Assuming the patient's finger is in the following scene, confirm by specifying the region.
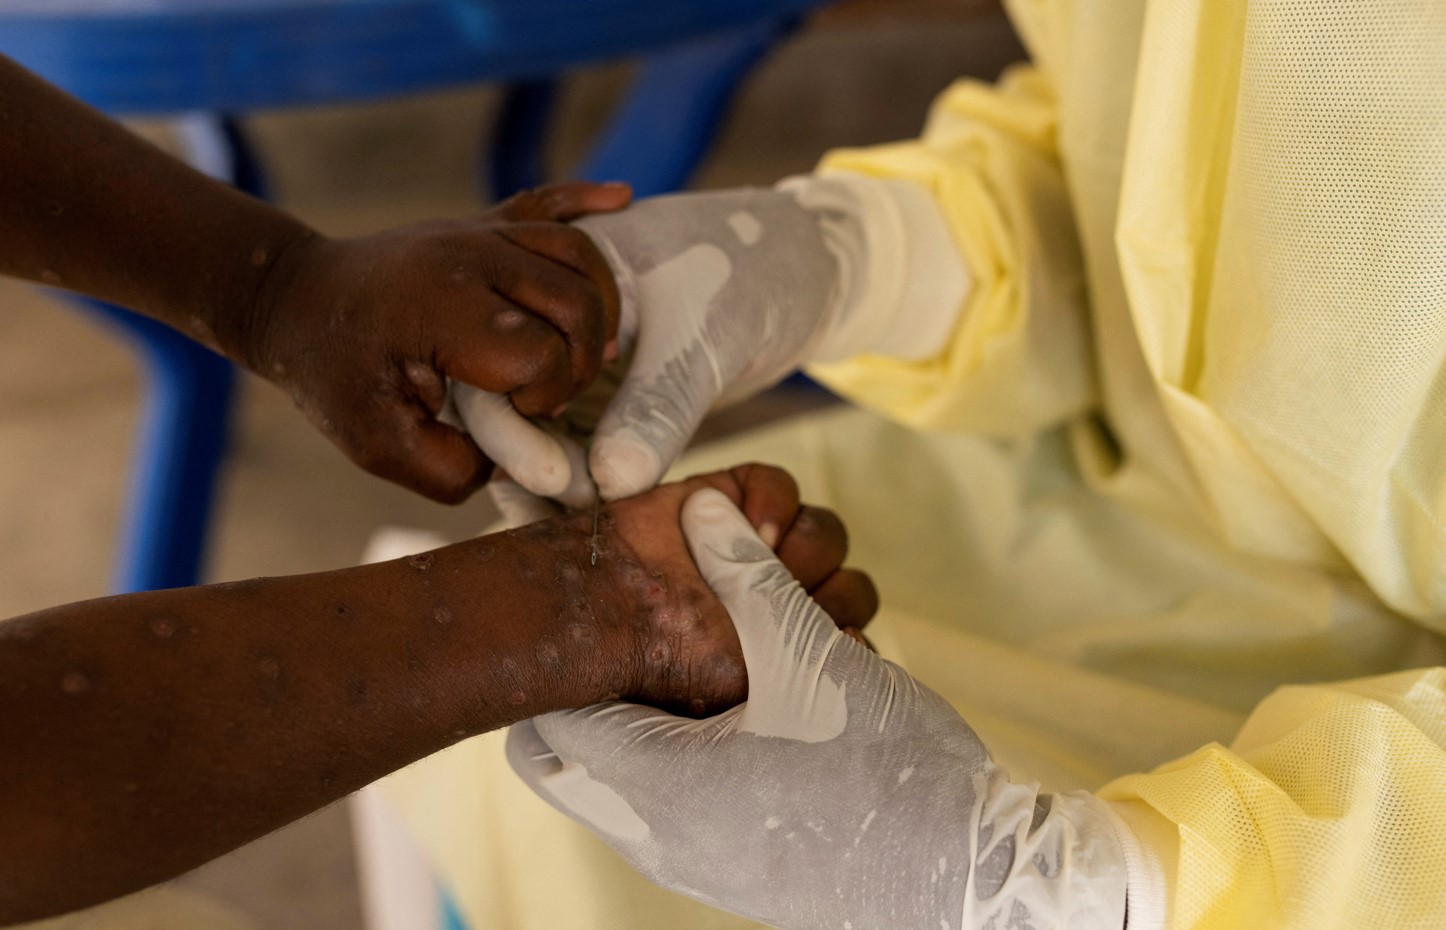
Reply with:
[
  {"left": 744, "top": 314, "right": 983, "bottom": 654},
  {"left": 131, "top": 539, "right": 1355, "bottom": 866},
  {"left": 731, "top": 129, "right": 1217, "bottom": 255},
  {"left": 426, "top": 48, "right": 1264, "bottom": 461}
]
[
  {"left": 775, "top": 506, "right": 848, "bottom": 591},
  {"left": 811, "top": 569, "right": 879, "bottom": 632},
  {"left": 728, "top": 463, "right": 802, "bottom": 550}
]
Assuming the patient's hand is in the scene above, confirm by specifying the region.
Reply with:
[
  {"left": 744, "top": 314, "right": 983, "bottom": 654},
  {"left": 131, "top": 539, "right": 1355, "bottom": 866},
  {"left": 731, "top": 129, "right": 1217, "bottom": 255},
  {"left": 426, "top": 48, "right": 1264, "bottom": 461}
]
[{"left": 499, "top": 464, "right": 877, "bottom": 717}]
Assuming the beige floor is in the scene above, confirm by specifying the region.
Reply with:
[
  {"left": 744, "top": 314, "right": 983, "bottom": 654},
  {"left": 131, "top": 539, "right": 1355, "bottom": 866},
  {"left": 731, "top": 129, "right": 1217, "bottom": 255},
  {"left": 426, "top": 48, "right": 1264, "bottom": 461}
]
[{"left": 0, "top": 7, "right": 1023, "bottom": 928}]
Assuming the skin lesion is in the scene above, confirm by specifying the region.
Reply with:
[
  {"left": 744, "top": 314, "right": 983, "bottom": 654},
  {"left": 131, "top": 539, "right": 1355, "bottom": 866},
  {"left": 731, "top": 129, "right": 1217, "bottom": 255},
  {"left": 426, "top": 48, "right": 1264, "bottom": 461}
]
[
  {"left": 489, "top": 464, "right": 877, "bottom": 720},
  {"left": 584, "top": 483, "right": 751, "bottom": 714},
  {"left": 486, "top": 483, "right": 749, "bottom": 717}
]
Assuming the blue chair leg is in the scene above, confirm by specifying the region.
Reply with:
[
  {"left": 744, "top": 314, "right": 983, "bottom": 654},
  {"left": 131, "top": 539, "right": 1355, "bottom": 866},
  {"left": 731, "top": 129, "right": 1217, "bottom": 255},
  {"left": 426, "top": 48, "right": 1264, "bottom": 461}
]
[
  {"left": 81, "top": 302, "right": 235, "bottom": 593},
  {"left": 72, "top": 112, "right": 263, "bottom": 593},
  {"left": 487, "top": 17, "right": 796, "bottom": 199},
  {"left": 487, "top": 78, "right": 558, "bottom": 199},
  {"left": 437, "top": 884, "right": 468, "bottom": 930}
]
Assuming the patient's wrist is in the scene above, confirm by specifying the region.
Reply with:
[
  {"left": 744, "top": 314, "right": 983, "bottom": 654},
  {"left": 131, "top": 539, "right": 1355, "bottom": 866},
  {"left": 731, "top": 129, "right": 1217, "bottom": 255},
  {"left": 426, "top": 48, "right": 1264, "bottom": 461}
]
[{"left": 375, "top": 524, "right": 643, "bottom": 739}]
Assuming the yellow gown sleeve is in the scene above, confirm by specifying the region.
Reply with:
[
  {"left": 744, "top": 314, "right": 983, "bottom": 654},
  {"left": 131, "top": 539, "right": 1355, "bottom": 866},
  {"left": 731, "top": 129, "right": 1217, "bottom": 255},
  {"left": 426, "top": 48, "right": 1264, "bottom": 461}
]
[
  {"left": 806, "top": 66, "right": 1097, "bottom": 438},
  {"left": 821, "top": 7, "right": 1446, "bottom": 925},
  {"left": 1101, "top": 667, "right": 1446, "bottom": 929}
]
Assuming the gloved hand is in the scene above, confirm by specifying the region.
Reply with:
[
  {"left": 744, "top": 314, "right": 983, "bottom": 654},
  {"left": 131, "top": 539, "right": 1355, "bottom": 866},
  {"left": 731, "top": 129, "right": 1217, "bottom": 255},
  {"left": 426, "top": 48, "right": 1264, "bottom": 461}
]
[
  {"left": 508, "top": 489, "right": 1129, "bottom": 930},
  {"left": 456, "top": 174, "right": 970, "bottom": 505}
]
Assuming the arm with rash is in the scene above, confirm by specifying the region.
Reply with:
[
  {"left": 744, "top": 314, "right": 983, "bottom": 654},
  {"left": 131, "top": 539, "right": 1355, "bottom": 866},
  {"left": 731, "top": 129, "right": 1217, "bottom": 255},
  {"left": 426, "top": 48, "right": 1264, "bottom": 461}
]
[
  {"left": 0, "top": 53, "right": 629, "bottom": 502},
  {"left": 0, "top": 465, "right": 875, "bottom": 924}
]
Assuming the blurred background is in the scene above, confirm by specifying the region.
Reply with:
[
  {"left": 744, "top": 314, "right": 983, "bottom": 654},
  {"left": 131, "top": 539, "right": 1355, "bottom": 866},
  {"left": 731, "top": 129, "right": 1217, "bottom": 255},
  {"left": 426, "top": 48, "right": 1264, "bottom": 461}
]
[{"left": 0, "top": 0, "right": 1020, "bottom": 925}]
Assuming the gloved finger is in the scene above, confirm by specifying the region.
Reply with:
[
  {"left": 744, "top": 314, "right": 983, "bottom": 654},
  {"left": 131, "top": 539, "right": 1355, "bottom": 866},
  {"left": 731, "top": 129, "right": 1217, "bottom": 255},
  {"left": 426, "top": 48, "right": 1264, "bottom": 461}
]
[
  {"left": 505, "top": 718, "right": 560, "bottom": 777},
  {"left": 531, "top": 704, "right": 727, "bottom": 772},
  {"left": 774, "top": 506, "right": 848, "bottom": 591},
  {"left": 589, "top": 330, "right": 717, "bottom": 501},
  {"left": 724, "top": 463, "right": 801, "bottom": 550},
  {"left": 452, "top": 383, "right": 574, "bottom": 498},
  {"left": 497, "top": 223, "right": 622, "bottom": 348},
  {"left": 549, "top": 432, "right": 598, "bottom": 510},
  {"left": 437, "top": 295, "right": 573, "bottom": 416},
  {"left": 809, "top": 568, "right": 880, "bottom": 632},
  {"left": 681, "top": 488, "right": 852, "bottom": 740},
  {"left": 358, "top": 408, "right": 490, "bottom": 504},
  {"left": 510, "top": 706, "right": 697, "bottom": 844},
  {"left": 486, "top": 237, "right": 611, "bottom": 392},
  {"left": 487, "top": 478, "right": 563, "bottom": 529},
  {"left": 494, "top": 181, "right": 632, "bottom": 223},
  {"left": 504, "top": 719, "right": 568, "bottom": 811},
  {"left": 505, "top": 718, "right": 623, "bottom": 842}
]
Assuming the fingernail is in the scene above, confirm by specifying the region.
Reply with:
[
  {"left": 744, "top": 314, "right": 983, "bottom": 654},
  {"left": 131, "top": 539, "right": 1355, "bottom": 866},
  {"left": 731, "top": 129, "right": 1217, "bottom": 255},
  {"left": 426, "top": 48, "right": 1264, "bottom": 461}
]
[
  {"left": 758, "top": 522, "right": 780, "bottom": 549},
  {"left": 601, "top": 181, "right": 630, "bottom": 190}
]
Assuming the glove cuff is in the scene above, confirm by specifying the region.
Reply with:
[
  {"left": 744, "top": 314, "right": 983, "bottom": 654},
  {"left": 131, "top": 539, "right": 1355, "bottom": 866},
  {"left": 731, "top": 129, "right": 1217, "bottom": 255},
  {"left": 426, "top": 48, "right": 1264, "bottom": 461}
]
[
  {"left": 1034, "top": 790, "right": 1132, "bottom": 930},
  {"left": 778, "top": 172, "right": 971, "bottom": 364},
  {"left": 963, "top": 771, "right": 1127, "bottom": 930},
  {"left": 1103, "top": 799, "right": 1176, "bottom": 930}
]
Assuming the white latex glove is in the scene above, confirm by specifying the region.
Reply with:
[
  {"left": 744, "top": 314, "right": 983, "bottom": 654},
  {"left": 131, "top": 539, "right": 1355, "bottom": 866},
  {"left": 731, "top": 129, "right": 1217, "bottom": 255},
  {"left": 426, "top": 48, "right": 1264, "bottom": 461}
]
[
  {"left": 457, "top": 174, "right": 970, "bottom": 504},
  {"left": 508, "top": 489, "right": 1129, "bottom": 930}
]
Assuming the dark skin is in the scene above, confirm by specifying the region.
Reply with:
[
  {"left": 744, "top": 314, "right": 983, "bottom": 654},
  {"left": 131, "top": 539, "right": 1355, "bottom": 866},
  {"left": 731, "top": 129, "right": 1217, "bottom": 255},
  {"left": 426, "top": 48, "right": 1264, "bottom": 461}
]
[
  {"left": 0, "top": 464, "right": 877, "bottom": 924},
  {"left": 0, "top": 53, "right": 629, "bottom": 502},
  {"left": 0, "top": 56, "right": 884, "bottom": 923}
]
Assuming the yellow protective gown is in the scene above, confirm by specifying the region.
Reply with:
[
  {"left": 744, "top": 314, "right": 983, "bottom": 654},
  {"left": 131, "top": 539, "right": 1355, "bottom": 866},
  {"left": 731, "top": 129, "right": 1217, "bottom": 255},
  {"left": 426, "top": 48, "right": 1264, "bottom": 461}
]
[{"left": 367, "top": 1, "right": 1446, "bottom": 927}]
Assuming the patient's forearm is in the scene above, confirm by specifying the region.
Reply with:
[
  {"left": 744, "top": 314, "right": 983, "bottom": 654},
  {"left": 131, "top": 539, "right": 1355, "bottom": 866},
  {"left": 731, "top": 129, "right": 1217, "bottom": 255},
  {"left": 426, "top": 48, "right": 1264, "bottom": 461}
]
[
  {"left": 0, "top": 53, "right": 312, "bottom": 359},
  {"left": 0, "top": 528, "right": 636, "bottom": 924},
  {"left": 0, "top": 464, "right": 860, "bottom": 923}
]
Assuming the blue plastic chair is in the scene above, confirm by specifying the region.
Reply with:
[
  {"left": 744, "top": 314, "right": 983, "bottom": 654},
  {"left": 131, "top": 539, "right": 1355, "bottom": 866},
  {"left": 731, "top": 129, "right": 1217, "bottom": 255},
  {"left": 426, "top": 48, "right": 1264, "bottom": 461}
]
[{"left": 0, "top": 0, "right": 830, "bottom": 594}]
